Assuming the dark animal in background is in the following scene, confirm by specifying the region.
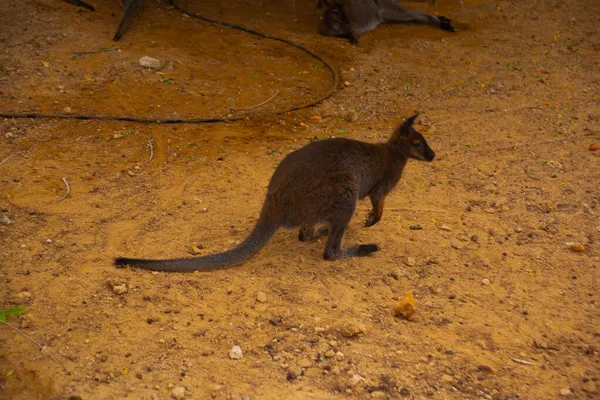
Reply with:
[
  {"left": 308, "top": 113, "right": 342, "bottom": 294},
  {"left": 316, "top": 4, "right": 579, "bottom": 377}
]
[
  {"left": 115, "top": 115, "right": 435, "bottom": 272},
  {"left": 319, "top": 0, "right": 455, "bottom": 44}
]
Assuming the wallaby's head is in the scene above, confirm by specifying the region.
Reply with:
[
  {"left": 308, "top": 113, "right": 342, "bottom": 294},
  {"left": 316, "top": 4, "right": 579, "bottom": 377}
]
[
  {"left": 388, "top": 114, "right": 435, "bottom": 162},
  {"left": 319, "top": 1, "right": 351, "bottom": 35}
]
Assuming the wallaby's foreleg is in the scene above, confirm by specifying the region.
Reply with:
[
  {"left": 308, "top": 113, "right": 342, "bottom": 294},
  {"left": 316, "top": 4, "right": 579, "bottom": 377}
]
[
  {"left": 365, "top": 192, "right": 385, "bottom": 227},
  {"left": 379, "top": 0, "right": 456, "bottom": 32},
  {"left": 298, "top": 225, "right": 330, "bottom": 242}
]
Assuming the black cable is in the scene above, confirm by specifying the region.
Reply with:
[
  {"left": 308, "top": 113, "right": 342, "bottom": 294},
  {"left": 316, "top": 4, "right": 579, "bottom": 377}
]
[{"left": 0, "top": 0, "right": 339, "bottom": 124}]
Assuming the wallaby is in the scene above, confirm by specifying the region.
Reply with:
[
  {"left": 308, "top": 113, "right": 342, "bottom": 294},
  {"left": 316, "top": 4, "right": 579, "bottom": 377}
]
[
  {"left": 319, "top": 0, "right": 455, "bottom": 44},
  {"left": 115, "top": 114, "right": 435, "bottom": 272}
]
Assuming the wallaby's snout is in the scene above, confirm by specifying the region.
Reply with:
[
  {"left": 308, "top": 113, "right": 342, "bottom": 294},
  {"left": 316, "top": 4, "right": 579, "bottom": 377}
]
[{"left": 425, "top": 146, "right": 435, "bottom": 162}]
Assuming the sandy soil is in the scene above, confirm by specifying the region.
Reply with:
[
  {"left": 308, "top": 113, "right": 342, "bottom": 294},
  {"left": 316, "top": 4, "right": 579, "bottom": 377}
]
[{"left": 1, "top": 0, "right": 599, "bottom": 399}]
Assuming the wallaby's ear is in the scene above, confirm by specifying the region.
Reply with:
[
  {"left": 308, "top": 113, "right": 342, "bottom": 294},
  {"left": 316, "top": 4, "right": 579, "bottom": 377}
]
[{"left": 397, "top": 113, "right": 419, "bottom": 137}]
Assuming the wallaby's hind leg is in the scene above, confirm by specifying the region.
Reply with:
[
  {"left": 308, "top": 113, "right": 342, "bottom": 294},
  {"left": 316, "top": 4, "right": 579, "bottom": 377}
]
[
  {"left": 323, "top": 224, "right": 380, "bottom": 260},
  {"left": 298, "top": 225, "right": 329, "bottom": 242},
  {"left": 113, "top": 0, "right": 141, "bottom": 41},
  {"left": 322, "top": 199, "right": 380, "bottom": 260},
  {"left": 63, "top": 0, "right": 95, "bottom": 12},
  {"left": 379, "top": 0, "right": 456, "bottom": 32}
]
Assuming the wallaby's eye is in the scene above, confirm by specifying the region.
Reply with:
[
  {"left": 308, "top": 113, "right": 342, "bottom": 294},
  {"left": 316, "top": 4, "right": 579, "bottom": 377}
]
[{"left": 413, "top": 141, "right": 422, "bottom": 148}]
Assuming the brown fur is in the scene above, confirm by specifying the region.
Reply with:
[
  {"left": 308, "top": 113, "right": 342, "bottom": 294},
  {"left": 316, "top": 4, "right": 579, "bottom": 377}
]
[{"left": 114, "top": 114, "right": 435, "bottom": 272}]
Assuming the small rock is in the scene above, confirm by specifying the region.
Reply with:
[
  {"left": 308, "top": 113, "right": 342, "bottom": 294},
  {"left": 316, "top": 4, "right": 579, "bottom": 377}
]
[
  {"left": 409, "top": 224, "right": 422, "bottom": 230},
  {"left": 346, "top": 112, "right": 358, "bottom": 122},
  {"left": 324, "top": 349, "right": 336, "bottom": 358},
  {"left": 347, "top": 374, "right": 366, "bottom": 388},
  {"left": 590, "top": 144, "right": 598, "bottom": 152},
  {"left": 63, "top": 106, "right": 72, "bottom": 114},
  {"left": 297, "top": 358, "right": 312, "bottom": 368},
  {"left": 371, "top": 391, "right": 386, "bottom": 398},
  {"left": 139, "top": 56, "right": 161, "bottom": 70},
  {"left": 229, "top": 345, "right": 243, "bottom": 360},
  {"left": 441, "top": 374, "right": 454, "bottom": 383},
  {"left": 112, "top": 284, "right": 128, "bottom": 295},
  {"left": 481, "top": 279, "right": 491, "bottom": 286},
  {"left": 343, "top": 81, "right": 351, "bottom": 87},
  {"left": 451, "top": 239, "right": 462, "bottom": 249},
  {"left": 569, "top": 243, "right": 585, "bottom": 252},
  {"left": 287, "top": 365, "right": 302, "bottom": 380},
  {"left": 1, "top": 215, "right": 12, "bottom": 225},
  {"left": 334, "top": 351, "right": 345, "bottom": 361},
  {"left": 256, "top": 292, "right": 267, "bottom": 303},
  {"left": 484, "top": 207, "right": 496, "bottom": 214},
  {"left": 439, "top": 224, "right": 452, "bottom": 231},
  {"left": 471, "top": 235, "right": 479, "bottom": 242},
  {"left": 405, "top": 257, "right": 416, "bottom": 267},
  {"left": 477, "top": 365, "right": 493, "bottom": 373},
  {"left": 559, "top": 388, "right": 572, "bottom": 396},
  {"left": 334, "top": 320, "right": 365, "bottom": 338},
  {"left": 171, "top": 386, "right": 186, "bottom": 399},
  {"left": 16, "top": 291, "right": 31, "bottom": 299}
]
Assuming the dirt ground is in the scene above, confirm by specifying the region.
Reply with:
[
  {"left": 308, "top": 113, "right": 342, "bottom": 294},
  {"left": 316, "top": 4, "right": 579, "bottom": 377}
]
[{"left": 1, "top": 0, "right": 599, "bottom": 399}]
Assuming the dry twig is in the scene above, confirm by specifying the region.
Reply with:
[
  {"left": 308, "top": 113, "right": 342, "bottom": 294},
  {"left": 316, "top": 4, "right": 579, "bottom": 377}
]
[
  {"left": 511, "top": 357, "right": 537, "bottom": 366},
  {"left": 57, "top": 177, "right": 70, "bottom": 201},
  {"left": 0, "top": 320, "right": 59, "bottom": 362},
  {"left": 234, "top": 90, "right": 280, "bottom": 111},
  {"left": 148, "top": 138, "right": 154, "bottom": 162},
  {"left": 0, "top": 153, "right": 14, "bottom": 167}
]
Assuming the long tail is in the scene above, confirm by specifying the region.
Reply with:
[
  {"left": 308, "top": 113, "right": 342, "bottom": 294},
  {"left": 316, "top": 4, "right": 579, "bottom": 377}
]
[{"left": 114, "top": 221, "right": 278, "bottom": 272}]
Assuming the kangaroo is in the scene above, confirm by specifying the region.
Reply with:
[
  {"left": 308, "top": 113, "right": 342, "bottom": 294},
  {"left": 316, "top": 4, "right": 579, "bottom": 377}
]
[
  {"left": 319, "top": 0, "right": 455, "bottom": 44},
  {"left": 115, "top": 114, "right": 435, "bottom": 272}
]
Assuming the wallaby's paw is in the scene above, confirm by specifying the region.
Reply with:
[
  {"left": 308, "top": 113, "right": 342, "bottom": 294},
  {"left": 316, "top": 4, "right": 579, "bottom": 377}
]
[
  {"left": 439, "top": 16, "right": 456, "bottom": 32},
  {"left": 364, "top": 212, "right": 381, "bottom": 227},
  {"left": 357, "top": 244, "right": 380, "bottom": 256}
]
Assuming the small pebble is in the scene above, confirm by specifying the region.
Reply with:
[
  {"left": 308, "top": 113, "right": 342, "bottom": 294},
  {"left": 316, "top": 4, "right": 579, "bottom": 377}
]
[
  {"left": 451, "top": 239, "right": 462, "bottom": 249},
  {"left": 334, "top": 351, "right": 345, "bottom": 361},
  {"left": 171, "top": 386, "right": 186, "bottom": 399},
  {"left": 335, "top": 320, "right": 365, "bottom": 337},
  {"left": 112, "top": 284, "right": 128, "bottom": 295},
  {"left": 569, "top": 243, "right": 584, "bottom": 252},
  {"left": 16, "top": 291, "right": 32, "bottom": 298},
  {"left": 481, "top": 279, "right": 491, "bottom": 286},
  {"left": 0, "top": 215, "right": 12, "bottom": 225},
  {"left": 343, "top": 81, "right": 351, "bottom": 87},
  {"left": 46, "top": 238, "right": 52, "bottom": 243},
  {"left": 405, "top": 257, "right": 416, "bottom": 267},
  {"left": 229, "top": 345, "right": 243, "bottom": 360},
  {"left": 589, "top": 144, "right": 598, "bottom": 151},
  {"left": 287, "top": 365, "right": 302, "bottom": 380},
  {"left": 324, "top": 349, "right": 335, "bottom": 358},
  {"left": 559, "top": 388, "right": 572, "bottom": 396},
  {"left": 256, "top": 292, "right": 267, "bottom": 303},
  {"left": 439, "top": 224, "right": 452, "bottom": 231},
  {"left": 347, "top": 374, "right": 365, "bottom": 388},
  {"left": 409, "top": 224, "right": 422, "bottom": 230},
  {"left": 297, "top": 358, "right": 312, "bottom": 368}
]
